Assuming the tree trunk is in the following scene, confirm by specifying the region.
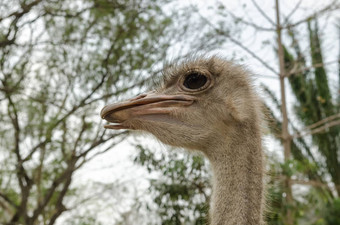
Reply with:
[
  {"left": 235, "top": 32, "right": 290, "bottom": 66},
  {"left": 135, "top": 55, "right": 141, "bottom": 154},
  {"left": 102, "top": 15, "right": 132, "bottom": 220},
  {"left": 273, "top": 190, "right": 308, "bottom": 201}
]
[{"left": 275, "top": 0, "right": 294, "bottom": 224}]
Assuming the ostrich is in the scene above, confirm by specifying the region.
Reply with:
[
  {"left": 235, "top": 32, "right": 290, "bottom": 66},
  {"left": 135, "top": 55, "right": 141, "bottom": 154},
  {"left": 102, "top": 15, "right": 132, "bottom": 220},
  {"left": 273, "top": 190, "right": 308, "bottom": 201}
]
[{"left": 100, "top": 56, "right": 265, "bottom": 225}]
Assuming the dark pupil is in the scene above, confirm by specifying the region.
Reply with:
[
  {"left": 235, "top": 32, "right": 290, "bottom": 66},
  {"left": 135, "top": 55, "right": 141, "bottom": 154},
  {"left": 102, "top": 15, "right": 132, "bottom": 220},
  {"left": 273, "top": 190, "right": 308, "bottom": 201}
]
[{"left": 183, "top": 73, "right": 207, "bottom": 89}]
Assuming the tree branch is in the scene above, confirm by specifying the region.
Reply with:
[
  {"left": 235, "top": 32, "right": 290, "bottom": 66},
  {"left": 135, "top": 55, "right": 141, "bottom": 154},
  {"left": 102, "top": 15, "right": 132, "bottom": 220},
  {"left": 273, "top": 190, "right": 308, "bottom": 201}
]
[
  {"left": 47, "top": 171, "right": 73, "bottom": 225},
  {"left": 287, "top": 60, "right": 339, "bottom": 77},
  {"left": 0, "top": 0, "right": 43, "bottom": 48},
  {"left": 196, "top": 13, "right": 278, "bottom": 74},
  {"left": 29, "top": 158, "right": 76, "bottom": 224},
  {"left": 279, "top": 175, "right": 338, "bottom": 189},
  {"left": 250, "top": 0, "right": 276, "bottom": 25},
  {"left": 6, "top": 93, "right": 32, "bottom": 224},
  {"left": 293, "top": 119, "right": 340, "bottom": 138},
  {"left": 227, "top": 10, "right": 275, "bottom": 31},
  {"left": 0, "top": 192, "right": 18, "bottom": 209},
  {"left": 283, "top": 0, "right": 302, "bottom": 24},
  {"left": 76, "top": 131, "right": 128, "bottom": 160},
  {"left": 23, "top": 139, "right": 49, "bottom": 162},
  {"left": 283, "top": 0, "right": 340, "bottom": 29}
]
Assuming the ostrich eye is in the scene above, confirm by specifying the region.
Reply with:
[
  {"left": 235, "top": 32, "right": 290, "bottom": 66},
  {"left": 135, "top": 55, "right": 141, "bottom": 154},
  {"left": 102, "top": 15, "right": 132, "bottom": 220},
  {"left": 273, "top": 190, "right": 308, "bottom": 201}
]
[{"left": 183, "top": 72, "right": 207, "bottom": 90}]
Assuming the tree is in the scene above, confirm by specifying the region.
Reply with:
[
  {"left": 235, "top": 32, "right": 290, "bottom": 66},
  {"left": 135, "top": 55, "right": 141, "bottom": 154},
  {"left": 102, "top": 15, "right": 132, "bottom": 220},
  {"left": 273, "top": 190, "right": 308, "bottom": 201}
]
[
  {"left": 0, "top": 0, "right": 173, "bottom": 224},
  {"left": 134, "top": 145, "right": 210, "bottom": 225},
  {"left": 264, "top": 18, "right": 340, "bottom": 224}
]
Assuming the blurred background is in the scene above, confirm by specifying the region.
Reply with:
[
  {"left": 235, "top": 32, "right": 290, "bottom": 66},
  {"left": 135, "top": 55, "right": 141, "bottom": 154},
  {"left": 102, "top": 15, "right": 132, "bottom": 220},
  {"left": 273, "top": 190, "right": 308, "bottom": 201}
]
[{"left": 0, "top": 0, "right": 339, "bottom": 224}]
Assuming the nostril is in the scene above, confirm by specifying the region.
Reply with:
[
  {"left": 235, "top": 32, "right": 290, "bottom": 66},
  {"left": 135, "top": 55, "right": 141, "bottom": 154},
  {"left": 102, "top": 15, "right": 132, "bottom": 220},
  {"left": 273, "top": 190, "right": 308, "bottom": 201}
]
[
  {"left": 129, "top": 93, "right": 147, "bottom": 101},
  {"left": 138, "top": 94, "right": 147, "bottom": 99},
  {"left": 130, "top": 91, "right": 156, "bottom": 101}
]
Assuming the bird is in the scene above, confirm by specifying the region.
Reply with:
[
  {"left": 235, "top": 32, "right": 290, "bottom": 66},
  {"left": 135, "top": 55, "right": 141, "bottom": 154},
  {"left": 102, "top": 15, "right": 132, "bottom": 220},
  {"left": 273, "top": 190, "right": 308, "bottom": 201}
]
[{"left": 100, "top": 56, "right": 265, "bottom": 225}]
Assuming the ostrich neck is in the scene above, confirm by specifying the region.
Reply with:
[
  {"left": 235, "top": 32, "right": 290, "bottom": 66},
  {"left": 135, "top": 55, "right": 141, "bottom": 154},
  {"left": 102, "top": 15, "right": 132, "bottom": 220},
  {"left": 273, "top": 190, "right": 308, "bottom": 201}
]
[{"left": 207, "top": 124, "right": 264, "bottom": 225}]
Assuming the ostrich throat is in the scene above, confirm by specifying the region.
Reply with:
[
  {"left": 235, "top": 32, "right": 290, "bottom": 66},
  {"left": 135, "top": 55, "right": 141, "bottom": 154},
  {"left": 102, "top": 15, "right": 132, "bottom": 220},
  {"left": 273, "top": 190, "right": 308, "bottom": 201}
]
[{"left": 206, "top": 122, "right": 264, "bottom": 225}]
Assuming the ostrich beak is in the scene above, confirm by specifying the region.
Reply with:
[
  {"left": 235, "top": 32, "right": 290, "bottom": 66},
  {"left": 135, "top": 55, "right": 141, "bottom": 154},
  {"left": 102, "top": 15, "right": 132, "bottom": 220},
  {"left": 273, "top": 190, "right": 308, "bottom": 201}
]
[{"left": 100, "top": 93, "right": 195, "bottom": 129}]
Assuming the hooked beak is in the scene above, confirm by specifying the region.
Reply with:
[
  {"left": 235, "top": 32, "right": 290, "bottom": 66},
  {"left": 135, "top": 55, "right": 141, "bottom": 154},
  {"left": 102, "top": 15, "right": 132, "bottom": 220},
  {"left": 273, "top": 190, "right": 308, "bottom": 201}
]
[{"left": 100, "top": 93, "right": 195, "bottom": 129}]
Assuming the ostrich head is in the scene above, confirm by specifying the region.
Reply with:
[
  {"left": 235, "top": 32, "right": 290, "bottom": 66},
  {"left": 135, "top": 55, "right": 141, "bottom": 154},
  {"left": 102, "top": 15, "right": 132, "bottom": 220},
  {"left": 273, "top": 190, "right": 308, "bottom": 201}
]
[
  {"left": 101, "top": 56, "right": 266, "bottom": 225},
  {"left": 100, "top": 56, "right": 260, "bottom": 156}
]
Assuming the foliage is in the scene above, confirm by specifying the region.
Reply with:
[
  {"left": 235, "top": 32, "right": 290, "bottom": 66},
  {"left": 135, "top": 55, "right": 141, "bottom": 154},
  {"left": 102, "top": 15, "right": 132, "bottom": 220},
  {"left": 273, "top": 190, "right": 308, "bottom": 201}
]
[
  {"left": 263, "top": 19, "right": 340, "bottom": 224},
  {"left": 134, "top": 145, "right": 210, "bottom": 225},
  {"left": 323, "top": 198, "right": 340, "bottom": 225},
  {"left": 0, "top": 0, "right": 173, "bottom": 224}
]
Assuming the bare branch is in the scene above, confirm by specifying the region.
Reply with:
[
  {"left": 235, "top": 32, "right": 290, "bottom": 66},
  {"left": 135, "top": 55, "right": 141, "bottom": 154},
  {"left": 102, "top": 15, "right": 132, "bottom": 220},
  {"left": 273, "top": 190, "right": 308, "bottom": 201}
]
[
  {"left": 278, "top": 175, "right": 337, "bottom": 188},
  {"left": 283, "top": 0, "right": 302, "bottom": 24},
  {"left": 76, "top": 131, "right": 128, "bottom": 160},
  {"left": 291, "top": 113, "right": 340, "bottom": 139},
  {"left": 301, "top": 113, "right": 340, "bottom": 132},
  {"left": 250, "top": 0, "right": 276, "bottom": 25},
  {"left": 196, "top": 13, "right": 278, "bottom": 74},
  {"left": 23, "top": 139, "right": 49, "bottom": 162},
  {"left": 292, "top": 178, "right": 333, "bottom": 188},
  {"left": 293, "top": 119, "right": 340, "bottom": 138},
  {"left": 283, "top": 0, "right": 340, "bottom": 29},
  {"left": 287, "top": 60, "right": 339, "bottom": 77},
  {"left": 227, "top": 10, "right": 275, "bottom": 32},
  {"left": 253, "top": 73, "right": 279, "bottom": 79}
]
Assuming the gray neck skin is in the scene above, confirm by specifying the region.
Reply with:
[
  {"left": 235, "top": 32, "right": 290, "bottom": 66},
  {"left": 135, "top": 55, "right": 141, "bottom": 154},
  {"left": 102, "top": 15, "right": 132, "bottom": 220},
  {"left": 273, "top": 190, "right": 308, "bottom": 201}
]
[{"left": 206, "top": 124, "right": 264, "bottom": 225}]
